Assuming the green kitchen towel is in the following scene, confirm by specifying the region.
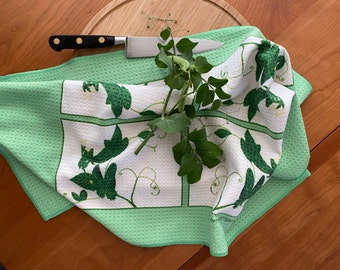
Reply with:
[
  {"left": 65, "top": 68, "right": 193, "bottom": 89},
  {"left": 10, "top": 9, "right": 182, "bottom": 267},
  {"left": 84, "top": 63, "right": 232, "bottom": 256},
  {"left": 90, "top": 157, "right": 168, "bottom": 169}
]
[{"left": 0, "top": 26, "right": 311, "bottom": 256}]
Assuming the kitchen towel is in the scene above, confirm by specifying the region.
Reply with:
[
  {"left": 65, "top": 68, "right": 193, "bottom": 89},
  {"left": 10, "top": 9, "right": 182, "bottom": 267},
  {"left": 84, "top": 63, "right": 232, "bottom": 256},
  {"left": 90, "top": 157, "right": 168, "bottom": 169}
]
[{"left": 0, "top": 26, "right": 312, "bottom": 256}]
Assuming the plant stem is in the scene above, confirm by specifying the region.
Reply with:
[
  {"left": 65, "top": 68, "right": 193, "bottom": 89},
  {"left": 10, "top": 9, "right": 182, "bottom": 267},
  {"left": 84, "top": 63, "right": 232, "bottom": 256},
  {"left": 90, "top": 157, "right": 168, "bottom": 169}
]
[
  {"left": 162, "top": 88, "right": 174, "bottom": 117},
  {"left": 134, "top": 127, "right": 157, "bottom": 155}
]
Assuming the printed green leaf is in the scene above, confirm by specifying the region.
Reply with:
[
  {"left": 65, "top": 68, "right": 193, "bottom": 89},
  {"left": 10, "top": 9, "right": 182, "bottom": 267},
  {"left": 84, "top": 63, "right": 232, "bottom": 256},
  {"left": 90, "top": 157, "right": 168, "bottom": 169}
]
[
  {"left": 71, "top": 190, "right": 88, "bottom": 202},
  {"left": 265, "top": 91, "right": 284, "bottom": 109},
  {"left": 78, "top": 145, "right": 95, "bottom": 170},
  {"left": 177, "top": 152, "right": 203, "bottom": 184},
  {"left": 244, "top": 86, "right": 284, "bottom": 121},
  {"left": 83, "top": 81, "right": 99, "bottom": 92},
  {"left": 139, "top": 110, "right": 160, "bottom": 117},
  {"left": 138, "top": 130, "right": 153, "bottom": 140},
  {"left": 101, "top": 163, "right": 118, "bottom": 200},
  {"left": 276, "top": 55, "right": 286, "bottom": 70},
  {"left": 243, "top": 87, "right": 268, "bottom": 121},
  {"left": 214, "top": 128, "right": 232, "bottom": 138},
  {"left": 149, "top": 112, "right": 191, "bottom": 133},
  {"left": 255, "top": 40, "right": 280, "bottom": 84},
  {"left": 102, "top": 82, "right": 131, "bottom": 117},
  {"left": 251, "top": 175, "right": 265, "bottom": 196},
  {"left": 70, "top": 172, "right": 101, "bottom": 191},
  {"left": 93, "top": 126, "right": 129, "bottom": 163},
  {"left": 234, "top": 168, "right": 254, "bottom": 208},
  {"left": 240, "top": 130, "right": 273, "bottom": 174}
]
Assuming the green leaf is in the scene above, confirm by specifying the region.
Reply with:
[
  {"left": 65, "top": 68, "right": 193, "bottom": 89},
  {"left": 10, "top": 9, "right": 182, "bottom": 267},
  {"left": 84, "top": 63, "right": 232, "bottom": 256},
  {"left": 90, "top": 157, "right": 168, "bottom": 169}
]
[
  {"left": 172, "top": 139, "right": 192, "bottom": 165},
  {"left": 195, "top": 140, "right": 223, "bottom": 168},
  {"left": 240, "top": 130, "right": 273, "bottom": 174},
  {"left": 157, "top": 39, "right": 175, "bottom": 53},
  {"left": 93, "top": 126, "right": 129, "bottom": 163},
  {"left": 191, "top": 70, "right": 202, "bottom": 90},
  {"left": 215, "top": 87, "right": 231, "bottom": 100},
  {"left": 139, "top": 110, "right": 160, "bottom": 117},
  {"left": 149, "top": 112, "right": 191, "bottom": 133},
  {"left": 243, "top": 87, "right": 268, "bottom": 121},
  {"left": 251, "top": 175, "right": 265, "bottom": 196},
  {"left": 177, "top": 152, "right": 203, "bottom": 184},
  {"left": 244, "top": 86, "right": 285, "bottom": 121},
  {"left": 83, "top": 81, "right": 99, "bottom": 92},
  {"left": 234, "top": 168, "right": 255, "bottom": 207},
  {"left": 202, "top": 89, "right": 215, "bottom": 106},
  {"left": 196, "top": 83, "right": 209, "bottom": 104},
  {"left": 184, "top": 104, "right": 196, "bottom": 119},
  {"left": 211, "top": 99, "right": 221, "bottom": 111},
  {"left": 188, "top": 128, "right": 207, "bottom": 142},
  {"left": 208, "top": 76, "right": 228, "bottom": 88},
  {"left": 222, "top": 99, "right": 234, "bottom": 106},
  {"left": 70, "top": 172, "right": 101, "bottom": 191},
  {"left": 102, "top": 163, "right": 118, "bottom": 200},
  {"left": 138, "top": 130, "right": 153, "bottom": 139},
  {"left": 265, "top": 91, "right": 285, "bottom": 109},
  {"left": 72, "top": 190, "right": 88, "bottom": 202},
  {"left": 175, "top": 38, "right": 198, "bottom": 53},
  {"left": 255, "top": 40, "right": 280, "bottom": 84},
  {"left": 276, "top": 55, "right": 286, "bottom": 70},
  {"left": 193, "top": 56, "right": 213, "bottom": 73},
  {"left": 214, "top": 128, "right": 232, "bottom": 138},
  {"left": 102, "top": 83, "right": 131, "bottom": 117},
  {"left": 78, "top": 145, "right": 94, "bottom": 170},
  {"left": 160, "top": 27, "right": 171, "bottom": 40}
]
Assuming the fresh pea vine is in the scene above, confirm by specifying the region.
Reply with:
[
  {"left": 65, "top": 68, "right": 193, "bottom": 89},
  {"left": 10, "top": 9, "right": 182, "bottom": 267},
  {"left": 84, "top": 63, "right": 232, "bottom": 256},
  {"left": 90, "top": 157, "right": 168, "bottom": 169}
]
[{"left": 134, "top": 27, "right": 230, "bottom": 184}]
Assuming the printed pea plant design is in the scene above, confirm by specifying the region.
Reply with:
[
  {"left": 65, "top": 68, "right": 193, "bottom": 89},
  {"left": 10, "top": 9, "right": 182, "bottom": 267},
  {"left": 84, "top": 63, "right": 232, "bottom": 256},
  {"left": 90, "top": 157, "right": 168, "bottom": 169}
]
[
  {"left": 70, "top": 82, "right": 160, "bottom": 208},
  {"left": 212, "top": 39, "right": 287, "bottom": 211},
  {"left": 67, "top": 36, "right": 289, "bottom": 213}
]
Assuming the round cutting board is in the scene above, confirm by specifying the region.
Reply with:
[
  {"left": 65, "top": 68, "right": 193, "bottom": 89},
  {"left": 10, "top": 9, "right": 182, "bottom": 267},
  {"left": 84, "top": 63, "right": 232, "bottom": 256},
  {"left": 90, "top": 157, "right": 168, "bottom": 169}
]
[{"left": 74, "top": 0, "right": 248, "bottom": 56}]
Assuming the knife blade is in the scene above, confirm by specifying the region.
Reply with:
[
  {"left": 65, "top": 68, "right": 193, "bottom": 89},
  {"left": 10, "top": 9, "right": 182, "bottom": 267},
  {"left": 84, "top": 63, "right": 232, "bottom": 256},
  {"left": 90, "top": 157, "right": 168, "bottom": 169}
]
[{"left": 48, "top": 35, "right": 223, "bottom": 58}]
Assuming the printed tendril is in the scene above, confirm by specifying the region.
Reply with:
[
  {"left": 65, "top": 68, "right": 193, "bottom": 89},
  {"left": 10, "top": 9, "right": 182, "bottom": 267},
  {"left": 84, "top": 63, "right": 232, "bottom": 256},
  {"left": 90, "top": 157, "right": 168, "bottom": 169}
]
[{"left": 210, "top": 165, "right": 228, "bottom": 195}]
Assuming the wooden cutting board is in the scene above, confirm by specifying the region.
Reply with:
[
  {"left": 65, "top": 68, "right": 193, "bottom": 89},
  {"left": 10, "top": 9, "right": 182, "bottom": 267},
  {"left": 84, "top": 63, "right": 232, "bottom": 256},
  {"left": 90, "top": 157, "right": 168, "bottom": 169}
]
[{"left": 73, "top": 0, "right": 248, "bottom": 56}]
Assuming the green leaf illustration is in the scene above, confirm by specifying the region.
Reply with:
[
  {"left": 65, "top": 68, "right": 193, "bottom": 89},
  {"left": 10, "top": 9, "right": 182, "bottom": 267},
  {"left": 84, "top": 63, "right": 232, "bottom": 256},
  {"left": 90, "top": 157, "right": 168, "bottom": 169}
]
[
  {"left": 71, "top": 190, "right": 88, "bottom": 202},
  {"left": 234, "top": 169, "right": 265, "bottom": 208},
  {"left": 214, "top": 128, "right": 232, "bottom": 139},
  {"left": 255, "top": 40, "right": 280, "bottom": 84},
  {"left": 78, "top": 145, "right": 95, "bottom": 170},
  {"left": 255, "top": 40, "right": 286, "bottom": 84},
  {"left": 244, "top": 86, "right": 284, "bottom": 121},
  {"left": 71, "top": 164, "right": 117, "bottom": 201},
  {"left": 240, "top": 130, "right": 273, "bottom": 174},
  {"left": 93, "top": 126, "right": 129, "bottom": 163},
  {"left": 102, "top": 82, "right": 131, "bottom": 117},
  {"left": 83, "top": 81, "right": 99, "bottom": 92}
]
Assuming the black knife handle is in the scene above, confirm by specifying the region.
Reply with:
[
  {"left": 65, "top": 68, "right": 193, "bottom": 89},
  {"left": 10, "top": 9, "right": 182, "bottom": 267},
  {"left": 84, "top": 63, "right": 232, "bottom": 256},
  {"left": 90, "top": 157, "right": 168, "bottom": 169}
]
[{"left": 49, "top": 35, "right": 116, "bottom": 51}]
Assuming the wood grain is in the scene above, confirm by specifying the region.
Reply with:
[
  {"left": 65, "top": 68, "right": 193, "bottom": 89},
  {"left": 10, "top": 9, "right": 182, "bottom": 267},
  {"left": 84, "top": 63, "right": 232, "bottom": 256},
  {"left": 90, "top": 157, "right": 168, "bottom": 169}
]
[{"left": 0, "top": 0, "right": 339, "bottom": 269}]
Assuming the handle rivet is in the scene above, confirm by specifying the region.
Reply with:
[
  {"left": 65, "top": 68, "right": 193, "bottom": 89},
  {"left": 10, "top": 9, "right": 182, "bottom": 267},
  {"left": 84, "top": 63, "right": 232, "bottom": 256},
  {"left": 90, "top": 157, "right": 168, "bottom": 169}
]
[
  {"left": 98, "top": 37, "right": 105, "bottom": 43},
  {"left": 53, "top": 38, "right": 60, "bottom": 45},
  {"left": 76, "top": 37, "right": 83, "bottom": 44}
]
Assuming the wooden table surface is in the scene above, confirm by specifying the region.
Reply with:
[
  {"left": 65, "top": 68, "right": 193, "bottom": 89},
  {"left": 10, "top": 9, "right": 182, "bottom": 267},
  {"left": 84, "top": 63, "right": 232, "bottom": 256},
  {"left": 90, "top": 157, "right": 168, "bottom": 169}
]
[{"left": 0, "top": 0, "right": 339, "bottom": 269}]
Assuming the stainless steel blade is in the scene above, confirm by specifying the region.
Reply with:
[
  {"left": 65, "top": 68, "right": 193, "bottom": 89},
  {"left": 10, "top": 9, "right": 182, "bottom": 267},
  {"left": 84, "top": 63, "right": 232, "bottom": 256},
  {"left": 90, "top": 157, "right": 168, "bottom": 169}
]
[{"left": 125, "top": 36, "right": 223, "bottom": 58}]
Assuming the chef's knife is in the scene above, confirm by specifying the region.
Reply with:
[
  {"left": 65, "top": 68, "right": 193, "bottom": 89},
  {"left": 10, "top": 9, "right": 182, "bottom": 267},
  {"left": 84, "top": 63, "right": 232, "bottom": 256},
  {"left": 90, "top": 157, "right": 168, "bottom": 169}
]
[{"left": 48, "top": 35, "right": 223, "bottom": 58}]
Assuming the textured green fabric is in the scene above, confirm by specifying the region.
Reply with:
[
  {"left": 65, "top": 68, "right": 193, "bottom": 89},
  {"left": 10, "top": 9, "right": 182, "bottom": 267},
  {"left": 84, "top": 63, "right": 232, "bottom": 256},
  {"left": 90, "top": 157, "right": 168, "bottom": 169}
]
[{"left": 0, "top": 26, "right": 311, "bottom": 256}]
